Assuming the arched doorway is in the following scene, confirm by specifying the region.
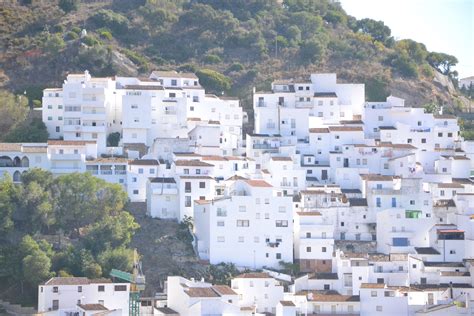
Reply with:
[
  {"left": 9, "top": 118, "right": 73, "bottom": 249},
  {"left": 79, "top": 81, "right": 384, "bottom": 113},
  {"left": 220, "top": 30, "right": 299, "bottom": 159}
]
[
  {"left": 13, "top": 156, "right": 21, "bottom": 167},
  {"left": 13, "top": 170, "right": 21, "bottom": 182},
  {"left": 0, "top": 156, "right": 13, "bottom": 167},
  {"left": 21, "top": 156, "right": 29, "bottom": 167}
]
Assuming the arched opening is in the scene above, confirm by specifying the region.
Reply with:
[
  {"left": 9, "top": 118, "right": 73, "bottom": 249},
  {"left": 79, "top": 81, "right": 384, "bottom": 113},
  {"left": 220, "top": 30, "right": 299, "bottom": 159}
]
[
  {"left": 21, "top": 157, "right": 29, "bottom": 167},
  {"left": 13, "top": 170, "right": 21, "bottom": 182},
  {"left": 0, "top": 156, "right": 13, "bottom": 167},
  {"left": 13, "top": 156, "right": 21, "bottom": 167}
]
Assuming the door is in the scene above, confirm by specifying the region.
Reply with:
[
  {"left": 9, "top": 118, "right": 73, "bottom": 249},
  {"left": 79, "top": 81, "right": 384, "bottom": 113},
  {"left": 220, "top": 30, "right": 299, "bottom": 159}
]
[{"left": 322, "top": 170, "right": 328, "bottom": 180}]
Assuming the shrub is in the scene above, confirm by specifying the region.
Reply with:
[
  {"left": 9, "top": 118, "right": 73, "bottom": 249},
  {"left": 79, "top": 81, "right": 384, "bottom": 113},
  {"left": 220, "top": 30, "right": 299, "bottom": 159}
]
[
  {"left": 99, "top": 30, "right": 113, "bottom": 41},
  {"left": 203, "top": 54, "right": 222, "bottom": 64},
  {"left": 82, "top": 35, "right": 101, "bottom": 47},
  {"left": 227, "top": 63, "right": 244, "bottom": 72},
  {"left": 59, "top": 0, "right": 79, "bottom": 13},
  {"left": 91, "top": 10, "right": 130, "bottom": 35},
  {"left": 300, "top": 38, "right": 325, "bottom": 64},
  {"left": 71, "top": 26, "right": 82, "bottom": 34},
  {"left": 196, "top": 69, "right": 232, "bottom": 94},
  {"left": 65, "top": 31, "right": 79, "bottom": 41}
]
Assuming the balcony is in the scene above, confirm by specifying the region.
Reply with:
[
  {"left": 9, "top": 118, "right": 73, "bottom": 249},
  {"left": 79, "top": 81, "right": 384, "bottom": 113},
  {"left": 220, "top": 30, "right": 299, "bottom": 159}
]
[
  {"left": 81, "top": 112, "right": 106, "bottom": 121},
  {"left": 253, "top": 143, "right": 278, "bottom": 150},
  {"left": 165, "top": 110, "right": 177, "bottom": 115},
  {"left": 267, "top": 241, "right": 280, "bottom": 248},
  {"left": 81, "top": 125, "right": 106, "bottom": 133},
  {"left": 50, "top": 167, "right": 83, "bottom": 174},
  {"left": 50, "top": 153, "right": 84, "bottom": 161}
]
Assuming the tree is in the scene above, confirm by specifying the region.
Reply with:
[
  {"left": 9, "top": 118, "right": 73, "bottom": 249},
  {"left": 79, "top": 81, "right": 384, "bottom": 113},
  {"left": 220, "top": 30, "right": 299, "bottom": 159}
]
[
  {"left": 0, "top": 175, "right": 17, "bottom": 235},
  {"left": 427, "top": 52, "right": 458, "bottom": 75},
  {"left": 44, "top": 34, "right": 66, "bottom": 55},
  {"left": 107, "top": 132, "right": 121, "bottom": 147},
  {"left": 356, "top": 18, "right": 392, "bottom": 44},
  {"left": 83, "top": 211, "right": 139, "bottom": 254},
  {"left": 59, "top": 0, "right": 79, "bottom": 13},
  {"left": 300, "top": 38, "right": 325, "bottom": 64},
  {"left": 4, "top": 118, "right": 49, "bottom": 143},
  {"left": 23, "top": 251, "right": 53, "bottom": 286},
  {"left": 98, "top": 247, "right": 134, "bottom": 275},
  {"left": 424, "top": 102, "right": 441, "bottom": 114},
  {"left": 196, "top": 69, "right": 232, "bottom": 94},
  {"left": 16, "top": 181, "right": 54, "bottom": 233},
  {"left": 52, "top": 173, "right": 128, "bottom": 235},
  {"left": 0, "top": 90, "right": 29, "bottom": 140}
]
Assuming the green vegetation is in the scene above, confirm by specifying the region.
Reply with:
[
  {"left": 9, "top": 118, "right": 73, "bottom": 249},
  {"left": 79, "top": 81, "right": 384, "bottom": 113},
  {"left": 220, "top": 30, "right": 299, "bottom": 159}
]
[
  {"left": 0, "top": 0, "right": 464, "bottom": 111},
  {"left": 0, "top": 171, "right": 139, "bottom": 304},
  {"left": 58, "top": 0, "right": 79, "bottom": 13},
  {"left": 0, "top": 90, "right": 48, "bottom": 142},
  {"left": 196, "top": 69, "right": 232, "bottom": 94}
]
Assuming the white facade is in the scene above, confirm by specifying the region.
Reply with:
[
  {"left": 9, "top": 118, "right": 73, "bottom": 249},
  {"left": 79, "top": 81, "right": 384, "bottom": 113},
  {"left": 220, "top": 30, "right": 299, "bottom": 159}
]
[{"left": 38, "top": 277, "right": 129, "bottom": 315}]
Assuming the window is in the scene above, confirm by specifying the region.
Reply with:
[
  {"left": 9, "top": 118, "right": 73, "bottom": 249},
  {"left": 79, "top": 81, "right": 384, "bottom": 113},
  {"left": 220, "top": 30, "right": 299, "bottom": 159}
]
[
  {"left": 184, "top": 168, "right": 189, "bottom": 175},
  {"left": 199, "top": 182, "right": 205, "bottom": 189},
  {"left": 376, "top": 306, "right": 383, "bottom": 312},
  {"left": 53, "top": 286, "right": 58, "bottom": 293},
  {"left": 306, "top": 246, "right": 311, "bottom": 252},
  {"left": 376, "top": 197, "right": 381, "bottom": 207},
  {"left": 52, "top": 300, "right": 59, "bottom": 310},
  {"left": 306, "top": 232, "right": 311, "bottom": 238},
  {"left": 324, "top": 284, "right": 330, "bottom": 290},
  {"left": 278, "top": 206, "right": 286, "bottom": 213},
  {"left": 217, "top": 236, "right": 225, "bottom": 242},
  {"left": 171, "top": 79, "right": 177, "bottom": 86},
  {"left": 322, "top": 247, "right": 327, "bottom": 252},
  {"left": 56, "top": 126, "right": 60, "bottom": 132},
  {"left": 275, "top": 220, "right": 288, "bottom": 227},
  {"left": 92, "top": 133, "right": 97, "bottom": 139},
  {"left": 448, "top": 132, "right": 453, "bottom": 137},
  {"left": 421, "top": 138, "right": 426, "bottom": 144},
  {"left": 78, "top": 286, "right": 82, "bottom": 292},
  {"left": 371, "top": 291, "right": 377, "bottom": 297},
  {"left": 276, "top": 253, "right": 281, "bottom": 259},
  {"left": 131, "top": 105, "right": 138, "bottom": 109},
  {"left": 378, "top": 116, "right": 383, "bottom": 121},
  {"left": 239, "top": 205, "right": 246, "bottom": 212},
  {"left": 185, "top": 196, "right": 191, "bottom": 207},
  {"left": 138, "top": 168, "right": 144, "bottom": 174},
  {"left": 438, "top": 132, "right": 443, "bottom": 137},
  {"left": 48, "top": 116, "right": 53, "bottom": 121},
  {"left": 115, "top": 285, "right": 127, "bottom": 291},
  {"left": 193, "top": 96, "right": 199, "bottom": 102},
  {"left": 238, "top": 236, "right": 244, "bottom": 242},
  {"left": 236, "top": 220, "right": 249, "bottom": 227},
  {"left": 98, "top": 285, "right": 105, "bottom": 292},
  {"left": 185, "top": 182, "right": 191, "bottom": 193}
]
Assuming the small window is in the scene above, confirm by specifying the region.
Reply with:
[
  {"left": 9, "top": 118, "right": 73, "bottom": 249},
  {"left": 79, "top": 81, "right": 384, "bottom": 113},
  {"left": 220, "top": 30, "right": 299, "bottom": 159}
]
[
  {"left": 98, "top": 285, "right": 105, "bottom": 292},
  {"left": 114, "top": 285, "right": 127, "bottom": 291}
]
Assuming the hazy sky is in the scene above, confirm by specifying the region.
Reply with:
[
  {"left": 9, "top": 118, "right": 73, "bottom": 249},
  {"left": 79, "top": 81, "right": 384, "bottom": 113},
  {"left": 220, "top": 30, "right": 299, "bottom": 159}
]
[{"left": 339, "top": 0, "right": 474, "bottom": 79}]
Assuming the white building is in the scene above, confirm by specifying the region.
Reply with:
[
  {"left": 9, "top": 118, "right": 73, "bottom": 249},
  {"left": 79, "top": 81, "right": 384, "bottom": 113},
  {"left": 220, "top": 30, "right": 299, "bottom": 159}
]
[
  {"left": 194, "top": 179, "right": 293, "bottom": 269},
  {"left": 38, "top": 277, "right": 129, "bottom": 315}
]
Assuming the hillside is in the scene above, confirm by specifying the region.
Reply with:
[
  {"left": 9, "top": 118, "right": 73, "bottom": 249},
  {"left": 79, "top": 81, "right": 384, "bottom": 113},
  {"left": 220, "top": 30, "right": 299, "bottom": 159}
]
[{"left": 0, "top": 0, "right": 471, "bottom": 113}]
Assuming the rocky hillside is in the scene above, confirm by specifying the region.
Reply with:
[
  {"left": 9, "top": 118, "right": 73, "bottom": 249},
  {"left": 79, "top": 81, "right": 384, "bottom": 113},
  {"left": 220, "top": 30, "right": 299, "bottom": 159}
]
[{"left": 0, "top": 0, "right": 471, "bottom": 112}]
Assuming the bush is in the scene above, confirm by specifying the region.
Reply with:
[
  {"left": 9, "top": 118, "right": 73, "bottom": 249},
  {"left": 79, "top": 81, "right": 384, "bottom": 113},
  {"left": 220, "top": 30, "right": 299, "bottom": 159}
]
[
  {"left": 203, "top": 54, "right": 222, "bottom": 64},
  {"left": 71, "top": 26, "right": 82, "bottom": 34},
  {"left": 107, "top": 132, "right": 121, "bottom": 147},
  {"left": 59, "top": 0, "right": 79, "bottom": 13},
  {"left": 90, "top": 10, "right": 130, "bottom": 35},
  {"left": 32, "top": 100, "right": 42, "bottom": 108},
  {"left": 44, "top": 34, "right": 66, "bottom": 55},
  {"left": 99, "top": 30, "right": 113, "bottom": 41},
  {"left": 4, "top": 118, "right": 49, "bottom": 143},
  {"left": 196, "top": 69, "right": 232, "bottom": 94},
  {"left": 420, "top": 63, "right": 435, "bottom": 78},
  {"left": 227, "top": 63, "right": 244, "bottom": 72},
  {"left": 82, "top": 35, "right": 101, "bottom": 47},
  {"left": 300, "top": 38, "right": 325, "bottom": 64},
  {"left": 65, "top": 31, "right": 79, "bottom": 41},
  {"left": 387, "top": 52, "right": 418, "bottom": 78}
]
